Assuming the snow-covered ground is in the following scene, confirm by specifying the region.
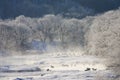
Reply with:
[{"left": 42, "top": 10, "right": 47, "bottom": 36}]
[{"left": 0, "top": 53, "right": 119, "bottom": 80}]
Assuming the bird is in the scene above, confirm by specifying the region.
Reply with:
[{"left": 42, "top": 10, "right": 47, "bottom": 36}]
[
  {"left": 50, "top": 65, "right": 54, "bottom": 68},
  {"left": 85, "top": 68, "right": 91, "bottom": 71},
  {"left": 92, "top": 68, "right": 97, "bottom": 71},
  {"left": 46, "top": 69, "right": 50, "bottom": 71}
]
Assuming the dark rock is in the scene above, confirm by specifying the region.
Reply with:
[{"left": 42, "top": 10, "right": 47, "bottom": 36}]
[
  {"left": 14, "top": 78, "right": 24, "bottom": 80},
  {"left": 17, "top": 67, "right": 41, "bottom": 72},
  {"left": 41, "top": 74, "right": 45, "bottom": 76}
]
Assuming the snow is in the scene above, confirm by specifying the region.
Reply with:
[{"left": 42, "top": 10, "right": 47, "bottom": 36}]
[{"left": 0, "top": 53, "right": 119, "bottom": 80}]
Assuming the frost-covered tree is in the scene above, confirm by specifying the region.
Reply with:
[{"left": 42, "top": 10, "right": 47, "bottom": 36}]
[
  {"left": 86, "top": 9, "right": 120, "bottom": 77},
  {"left": 0, "top": 14, "right": 92, "bottom": 53}
]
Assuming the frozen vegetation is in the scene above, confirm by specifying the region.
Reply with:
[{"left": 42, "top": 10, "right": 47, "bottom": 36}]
[{"left": 0, "top": 8, "right": 120, "bottom": 80}]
